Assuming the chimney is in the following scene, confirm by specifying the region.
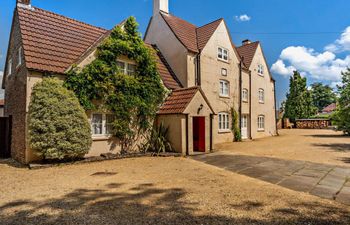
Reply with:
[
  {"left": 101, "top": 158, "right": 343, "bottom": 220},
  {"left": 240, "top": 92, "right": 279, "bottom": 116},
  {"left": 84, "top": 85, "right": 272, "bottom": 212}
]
[
  {"left": 242, "top": 39, "right": 252, "bottom": 45},
  {"left": 17, "top": 0, "right": 31, "bottom": 5},
  {"left": 153, "top": 0, "right": 169, "bottom": 16}
]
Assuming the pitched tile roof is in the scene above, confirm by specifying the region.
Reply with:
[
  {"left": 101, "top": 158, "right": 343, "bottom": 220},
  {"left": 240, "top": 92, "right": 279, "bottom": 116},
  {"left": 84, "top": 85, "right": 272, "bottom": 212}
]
[
  {"left": 236, "top": 41, "right": 260, "bottom": 68},
  {"left": 148, "top": 44, "right": 182, "bottom": 90},
  {"left": 17, "top": 5, "right": 108, "bottom": 74},
  {"left": 322, "top": 103, "right": 337, "bottom": 113},
  {"left": 158, "top": 87, "right": 200, "bottom": 114},
  {"left": 160, "top": 12, "right": 223, "bottom": 53}
]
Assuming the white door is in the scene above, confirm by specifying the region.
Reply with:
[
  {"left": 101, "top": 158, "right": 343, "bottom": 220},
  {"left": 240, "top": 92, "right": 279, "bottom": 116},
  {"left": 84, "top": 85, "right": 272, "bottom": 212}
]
[{"left": 241, "top": 115, "right": 248, "bottom": 139}]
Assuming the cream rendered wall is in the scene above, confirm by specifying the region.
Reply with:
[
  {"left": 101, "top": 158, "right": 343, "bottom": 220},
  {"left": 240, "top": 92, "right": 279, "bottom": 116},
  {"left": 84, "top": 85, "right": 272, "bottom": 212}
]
[
  {"left": 199, "top": 21, "right": 241, "bottom": 145},
  {"left": 241, "top": 70, "right": 250, "bottom": 115},
  {"left": 249, "top": 44, "right": 277, "bottom": 139},
  {"left": 145, "top": 14, "right": 190, "bottom": 87}
]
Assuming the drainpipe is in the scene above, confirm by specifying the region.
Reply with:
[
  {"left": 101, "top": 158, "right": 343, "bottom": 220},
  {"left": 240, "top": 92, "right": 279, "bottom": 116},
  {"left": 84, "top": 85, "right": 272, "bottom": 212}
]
[
  {"left": 273, "top": 80, "right": 279, "bottom": 136},
  {"left": 210, "top": 114, "right": 213, "bottom": 151},
  {"left": 185, "top": 114, "right": 189, "bottom": 155},
  {"left": 196, "top": 53, "right": 201, "bottom": 86},
  {"left": 249, "top": 70, "right": 253, "bottom": 139},
  {"left": 239, "top": 59, "right": 243, "bottom": 135}
]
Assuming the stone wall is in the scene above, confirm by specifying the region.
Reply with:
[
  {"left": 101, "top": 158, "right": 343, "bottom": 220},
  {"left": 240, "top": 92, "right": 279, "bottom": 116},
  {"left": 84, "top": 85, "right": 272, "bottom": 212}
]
[{"left": 295, "top": 119, "right": 330, "bottom": 129}]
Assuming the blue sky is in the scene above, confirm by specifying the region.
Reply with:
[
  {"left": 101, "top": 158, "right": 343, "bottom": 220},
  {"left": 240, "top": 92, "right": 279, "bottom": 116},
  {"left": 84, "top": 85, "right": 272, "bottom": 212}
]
[{"left": 1, "top": 0, "right": 350, "bottom": 104}]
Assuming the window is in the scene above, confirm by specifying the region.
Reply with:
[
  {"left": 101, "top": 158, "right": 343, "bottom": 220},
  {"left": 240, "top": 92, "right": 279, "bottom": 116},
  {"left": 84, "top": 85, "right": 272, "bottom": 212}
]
[
  {"left": 258, "top": 115, "right": 265, "bottom": 131},
  {"left": 91, "top": 113, "right": 115, "bottom": 136},
  {"left": 221, "top": 68, "right": 227, "bottom": 76},
  {"left": 219, "top": 80, "right": 229, "bottom": 97},
  {"left": 17, "top": 47, "right": 22, "bottom": 67},
  {"left": 219, "top": 112, "right": 230, "bottom": 131},
  {"left": 258, "top": 64, "right": 264, "bottom": 76},
  {"left": 7, "top": 59, "right": 12, "bottom": 76},
  {"left": 258, "top": 89, "right": 265, "bottom": 103},
  {"left": 117, "top": 60, "right": 136, "bottom": 75},
  {"left": 242, "top": 89, "right": 248, "bottom": 102},
  {"left": 218, "top": 47, "right": 228, "bottom": 61}
]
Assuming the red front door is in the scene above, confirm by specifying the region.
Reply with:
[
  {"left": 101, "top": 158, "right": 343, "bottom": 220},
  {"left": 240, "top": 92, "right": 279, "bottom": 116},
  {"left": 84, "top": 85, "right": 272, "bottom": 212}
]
[{"left": 193, "top": 117, "right": 205, "bottom": 152}]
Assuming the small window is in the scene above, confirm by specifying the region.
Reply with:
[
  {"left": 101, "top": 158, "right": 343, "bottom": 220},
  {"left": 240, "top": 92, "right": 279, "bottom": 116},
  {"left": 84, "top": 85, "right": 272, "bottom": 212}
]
[
  {"left": 242, "top": 89, "right": 248, "bottom": 102},
  {"left": 127, "top": 63, "right": 136, "bottom": 76},
  {"left": 221, "top": 68, "right": 227, "bottom": 76},
  {"left": 117, "top": 61, "right": 126, "bottom": 74},
  {"left": 258, "top": 64, "right": 264, "bottom": 76},
  {"left": 258, "top": 89, "right": 265, "bottom": 103},
  {"left": 91, "top": 113, "right": 115, "bottom": 136},
  {"left": 258, "top": 115, "right": 265, "bottom": 131},
  {"left": 7, "top": 59, "right": 12, "bottom": 76},
  {"left": 219, "top": 80, "right": 229, "bottom": 97},
  {"left": 117, "top": 60, "right": 136, "bottom": 75},
  {"left": 219, "top": 112, "right": 230, "bottom": 131},
  {"left": 17, "top": 47, "right": 22, "bottom": 67},
  {"left": 218, "top": 47, "right": 228, "bottom": 61}
]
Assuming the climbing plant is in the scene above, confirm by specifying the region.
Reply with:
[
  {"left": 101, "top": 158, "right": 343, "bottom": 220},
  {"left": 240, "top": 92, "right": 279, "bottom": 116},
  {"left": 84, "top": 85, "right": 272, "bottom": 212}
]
[
  {"left": 64, "top": 17, "right": 166, "bottom": 152},
  {"left": 231, "top": 108, "right": 242, "bottom": 142}
]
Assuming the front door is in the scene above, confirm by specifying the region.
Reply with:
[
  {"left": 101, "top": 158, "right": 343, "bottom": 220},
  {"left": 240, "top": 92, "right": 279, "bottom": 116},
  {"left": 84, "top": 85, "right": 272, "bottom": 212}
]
[
  {"left": 193, "top": 117, "right": 205, "bottom": 152},
  {"left": 241, "top": 115, "right": 248, "bottom": 140}
]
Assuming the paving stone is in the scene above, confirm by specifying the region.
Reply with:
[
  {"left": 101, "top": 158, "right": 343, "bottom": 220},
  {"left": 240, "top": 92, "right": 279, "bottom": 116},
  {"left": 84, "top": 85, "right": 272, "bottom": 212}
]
[
  {"left": 310, "top": 184, "right": 339, "bottom": 200},
  {"left": 238, "top": 167, "right": 272, "bottom": 178},
  {"left": 331, "top": 167, "right": 350, "bottom": 178},
  {"left": 319, "top": 176, "right": 345, "bottom": 189},
  {"left": 279, "top": 175, "right": 320, "bottom": 192},
  {"left": 294, "top": 168, "right": 327, "bottom": 179},
  {"left": 259, "top": 173, "right": 286, "bottom": 184},
  {"left": 336, "top": 187, "right": 350, "bottom": 205}
]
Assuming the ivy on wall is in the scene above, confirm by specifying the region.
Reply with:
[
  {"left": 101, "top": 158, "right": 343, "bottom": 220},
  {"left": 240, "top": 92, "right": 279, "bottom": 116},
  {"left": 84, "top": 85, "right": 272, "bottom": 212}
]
[
  {"left": 231, "top": 108, "right": 242, "bottom": 142},
  {"left": 64, "top": 17, "right": 166, "bottom": 152}
]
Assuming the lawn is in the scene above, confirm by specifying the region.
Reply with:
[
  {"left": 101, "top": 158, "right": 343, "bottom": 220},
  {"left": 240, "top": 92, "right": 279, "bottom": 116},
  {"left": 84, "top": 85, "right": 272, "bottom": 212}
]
[{"left": 0, "top": 156, "right": 350, "bottom": 224}]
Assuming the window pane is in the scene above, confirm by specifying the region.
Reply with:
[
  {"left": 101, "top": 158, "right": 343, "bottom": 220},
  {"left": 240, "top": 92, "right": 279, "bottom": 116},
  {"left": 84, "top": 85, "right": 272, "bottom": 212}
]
[
  {"left": 127, "top": 64, "right": 136, "bottom": 75},
  {"left": 106, "top": 114, "right": 115, "bottom": 135},
  {"left": 117, "top": 61, "right": 126, "bottom": 74},
  {"left": 92, "top": 114, "right": 103, "bottom": 135},
  {"left": 8, "top": 59, "right": 12, "bottom": 75},
  {"left": 219, "top": 114, "right": 222, "bottom": 129}
]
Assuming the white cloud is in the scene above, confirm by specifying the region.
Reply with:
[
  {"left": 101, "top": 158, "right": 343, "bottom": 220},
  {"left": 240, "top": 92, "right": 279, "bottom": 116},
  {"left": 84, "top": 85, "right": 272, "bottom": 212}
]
[
  {"left": 325, "top": 26, "right": 350, "bottom": 53},
  {"left": 271, "top": 27, "right": 350, "bottom": 84},
  {"left": 0, "top": 71, "right": 4, "bottom": 99},
  {"left": 235, "top": 14, "right": 251, "bottom": 22}
]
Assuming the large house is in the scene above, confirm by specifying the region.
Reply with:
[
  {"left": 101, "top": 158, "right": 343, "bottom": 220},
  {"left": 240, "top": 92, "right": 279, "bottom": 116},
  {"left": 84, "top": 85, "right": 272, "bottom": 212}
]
[{"left": 2, "top": 0, "right": 277, "bottom": 164}]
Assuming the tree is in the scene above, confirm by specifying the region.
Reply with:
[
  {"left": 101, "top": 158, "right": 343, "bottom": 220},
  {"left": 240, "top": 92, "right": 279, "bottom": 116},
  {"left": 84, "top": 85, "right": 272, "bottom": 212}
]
[
  {"left": 310, "top": 82, "right": 337, "bottom": 112},
  {"left": 29, "top": 78, "right": 92, "bottom": 160},
  {"left": 284, "top": 71, "right": 317, "bottom": 120},
  {"left": 65, "top": 17, "right": 165, "bottom": 152},
  {"left": 333, "top": 68, "right": 350, "bottom": 135}
]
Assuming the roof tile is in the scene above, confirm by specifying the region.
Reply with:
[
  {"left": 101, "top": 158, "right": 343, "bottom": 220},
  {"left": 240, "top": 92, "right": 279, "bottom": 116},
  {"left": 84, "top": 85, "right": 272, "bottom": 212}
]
[
  {"left": 236, "top": 41, "right": 260, "bottom": 68},
  {"left": 158, "top": 87, "right": 199, "bottom": 114}
]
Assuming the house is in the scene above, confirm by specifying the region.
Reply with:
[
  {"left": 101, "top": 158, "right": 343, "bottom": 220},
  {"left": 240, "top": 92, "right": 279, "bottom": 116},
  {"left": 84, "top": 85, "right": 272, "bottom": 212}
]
[
  {"left": 321, "top": 103, "right": 337, "bottom": 115},
  {"left": 0, "top": 99, "right": 4, "bottom": 116},
  {"left": 146, "top": 0, "right": 277, "bottom": 146},
  {"left": 2, "top": 0, "right": 277, "bottom": 164}
]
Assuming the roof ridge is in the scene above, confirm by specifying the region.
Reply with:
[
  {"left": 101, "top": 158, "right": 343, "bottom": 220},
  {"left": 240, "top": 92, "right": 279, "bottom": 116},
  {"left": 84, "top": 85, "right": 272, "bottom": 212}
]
[
  {"left": 236, "top": 41, "right": 260, "bottom": 49},
  {"left": 160, "top": 11, "right": 198, "bottom": 28},
  {"left": 29, "top": 6, "right": 107, "bottom": 31},
  {"left": 197, "top": 18, "right": 223, "bottom": 29}
]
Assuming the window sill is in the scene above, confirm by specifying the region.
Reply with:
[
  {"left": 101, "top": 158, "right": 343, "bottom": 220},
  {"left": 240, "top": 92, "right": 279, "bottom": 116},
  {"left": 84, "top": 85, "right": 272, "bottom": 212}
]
[
  {"left": 259, "top": 101, "right": 265, "bottom": 104},
  {"left": 217, "top": 58, "right": 230, "bottom": 64},
  {"left": 92, "top": 135, "right": 113, "bottom": 141},
  {"left": 258, "top": 73, "right": 264, "bottom": 77},
  {"left": 257, "top": 129, "right": 265, "bottom": 132},
  {"left": 218, "top": 130, "right": 231, "bottom": 134},
  {"left": 219, "top": 95, "right": 230, "bottom": 99},
  {"left": 242, "top": 100, "right": 249, "bottom": 103}
]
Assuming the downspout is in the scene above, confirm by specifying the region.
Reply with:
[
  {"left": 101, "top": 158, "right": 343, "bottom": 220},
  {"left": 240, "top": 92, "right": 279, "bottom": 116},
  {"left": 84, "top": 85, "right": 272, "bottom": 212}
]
[
  {"left": 185, "top": 114, "right": 189, "bottom": 155},
  {"left": 210, "top": 114, "right": 213, "bottom": 151},
  {"left": 239, "top": 59, "right": 243, "bottom": 135},
  {"left": 273, "top": 80, "right": 279, "bottom": 136},
  {"left": 196, "top": 52, "right": 202, "bottom": 86},
  {"left": 249, "top": 70, "right": 253, "bottom": 139}
]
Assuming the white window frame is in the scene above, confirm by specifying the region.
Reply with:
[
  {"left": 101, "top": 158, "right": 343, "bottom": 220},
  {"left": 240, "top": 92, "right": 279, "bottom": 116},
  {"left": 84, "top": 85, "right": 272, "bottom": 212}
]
[
  {"left": 17, "top": 47, "right": 22, "bottom": 67},
  {"left": 258, "top": 89, "right": 265, "bottom": 103},
  {"left": 258, "top": 115, "right": 265, "bottom": 131},
  {"left": 7, "top": 59, "right": 12, "bottom": 76},
  {"left": 218, "top": 112, "right": 230, "bottom": 132},
  {"left": 91, "top": 113, "right": 115, "bottom": 137},
  {"left": 242, "top": 88, "right": 249, "bottom": 102},
  {"left": 219, "top": 80, "right": 229, "bottom": 97},
  {"left": 258, "top": 64, "right": 264, "bottom": 76},
  {"left": 218, "top": 47, "right": 229, "bottom": 62},
  {"left": 117, "top": 60, "right": 136, "bottom": 75},
  {"left": 221, "top": 68, "right": 228, "bottom": 76}
]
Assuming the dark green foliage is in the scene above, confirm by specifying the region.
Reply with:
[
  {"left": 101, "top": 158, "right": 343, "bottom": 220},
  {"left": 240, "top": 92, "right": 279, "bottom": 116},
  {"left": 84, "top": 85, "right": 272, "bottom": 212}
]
[
  {"left": 333, "top": 68, "right": 350, "bottom": 135},
  {"left": 284, "top": 71, "right": 317, "bottom": 120},
  {"left": 64, "top": 17, "right": 166, "bottom": 151},
  {"left": 310, "top": 82, "right": 337, "bottom": 112},
  {"left": 29, "top": 78, "right": 92, "bottom": 160},
  {"left": 231, "top": 108, "right": 241, "bottom": 142},
  {"left": 143, "top": 122, "right": 173, "bottom": 154}
]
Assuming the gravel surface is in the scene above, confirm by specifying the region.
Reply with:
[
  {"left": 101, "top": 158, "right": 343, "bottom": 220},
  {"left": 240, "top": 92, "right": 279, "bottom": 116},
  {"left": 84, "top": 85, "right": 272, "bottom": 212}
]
[
  {"left": 216, "top": 129, "right": 350, "bottom": 167},
  {"left": 1, "top": 157, "right": 350, "bottom": 224}
]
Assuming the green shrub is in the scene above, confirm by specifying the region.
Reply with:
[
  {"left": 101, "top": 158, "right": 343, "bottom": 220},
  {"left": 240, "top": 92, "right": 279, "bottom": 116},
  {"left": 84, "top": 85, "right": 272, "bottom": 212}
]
[
  {"left": 143, "top": 122, "right": 173, "bottom": 154},
  {"left": 29, "top": 78, "right": 92, "bottom": 160},
  {"left": 231, "top": 108, "right": 241, "bottom": 142}
]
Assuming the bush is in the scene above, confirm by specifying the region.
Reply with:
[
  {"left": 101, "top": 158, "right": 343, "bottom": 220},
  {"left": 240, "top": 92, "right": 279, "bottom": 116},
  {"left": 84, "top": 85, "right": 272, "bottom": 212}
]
[
  {"left": 29, "top": 78, "right": 92, "bottom": 160},
  {"left": 143, "top": 122, "right": 173, "bottom": 154},
  {"left": 231, "top": 108, "right": 241, "bottom": 142}
]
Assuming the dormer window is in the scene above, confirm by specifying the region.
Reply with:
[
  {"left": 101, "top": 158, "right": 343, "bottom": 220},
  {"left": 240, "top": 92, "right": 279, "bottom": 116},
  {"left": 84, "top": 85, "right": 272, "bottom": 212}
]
[
  {"left": 117, "top": 60, "right": 136, "bottom": 76},
  {"left": 218, "top": 47, "right": 228, "bottom": 61},
  {"left": 258, "top": 64, "right": 264, "bottom": 76},
  {"left": 17, "top": 47, "right": 23, "bottom": 67},
  {"left": 7, "top": 59, "right": 12, "bottom": 76}
]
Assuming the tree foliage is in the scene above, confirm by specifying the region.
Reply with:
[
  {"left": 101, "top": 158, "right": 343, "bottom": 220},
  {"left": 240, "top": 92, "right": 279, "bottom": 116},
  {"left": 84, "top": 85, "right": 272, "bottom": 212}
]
[
  {"left": 310, "top": 82, "right": 337, "bottom": 112},
  {"left": 333, "top": 68, "right": 350, "bottom": 135},
  {"left": 29, "top": 78, "right": 92, "bottom": 160},
  {"left": 284, "top": 71, "right": 317, "bottom": 120},
  {"left": 64, "top": 17, "right": 166, "bottom": 151},
  {"left": 231, "top": 108, "right": 242, "bottom": 142}
]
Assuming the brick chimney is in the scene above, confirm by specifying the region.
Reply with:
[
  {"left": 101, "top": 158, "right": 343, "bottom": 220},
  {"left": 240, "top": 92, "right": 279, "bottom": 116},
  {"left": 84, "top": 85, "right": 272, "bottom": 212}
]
[
  {"left": 242, "top": 39, "right": 252, "bottom": 45},
  {"left": 153, "top": 0, "right": 169, "bottom": 16},
  {"left": 17, "top": 0, "right": 31, "bottom": 5}
]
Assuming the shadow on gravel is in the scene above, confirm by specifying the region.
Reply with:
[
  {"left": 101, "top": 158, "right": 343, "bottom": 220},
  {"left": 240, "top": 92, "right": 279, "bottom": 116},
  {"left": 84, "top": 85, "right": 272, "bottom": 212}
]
[
  {"left": 0, "top": 183, "right": 350, "bottom": 225},
  {"left": 306, "top": 134, "right": 350, "bottom": 139},
  {"left": 313, "top": 143, "right": 350, "bottom": 152}
]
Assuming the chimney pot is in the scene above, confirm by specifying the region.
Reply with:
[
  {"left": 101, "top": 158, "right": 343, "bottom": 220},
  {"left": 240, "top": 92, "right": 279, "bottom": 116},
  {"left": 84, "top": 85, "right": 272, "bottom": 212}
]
[
  {"left": 242, "top": 39, "right": 252, "bottom": 45},
  {"left": 153, "top": 0, "right": 169, "bottom": 16}
]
